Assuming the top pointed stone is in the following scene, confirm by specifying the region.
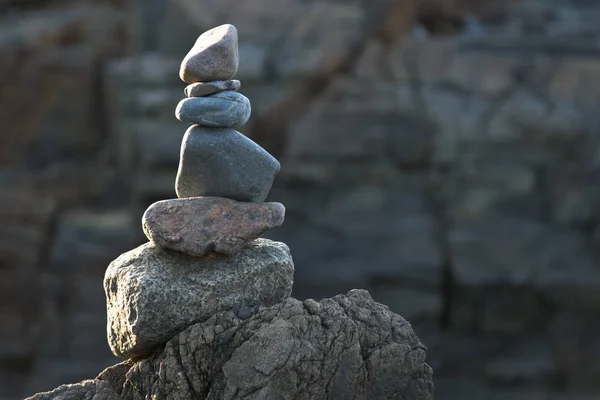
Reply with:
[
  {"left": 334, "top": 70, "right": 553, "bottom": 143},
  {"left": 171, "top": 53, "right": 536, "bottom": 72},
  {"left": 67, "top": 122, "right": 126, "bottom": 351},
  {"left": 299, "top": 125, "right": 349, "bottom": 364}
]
[{"left": 179, "top": 24, "right": 239, "bottom": 83}]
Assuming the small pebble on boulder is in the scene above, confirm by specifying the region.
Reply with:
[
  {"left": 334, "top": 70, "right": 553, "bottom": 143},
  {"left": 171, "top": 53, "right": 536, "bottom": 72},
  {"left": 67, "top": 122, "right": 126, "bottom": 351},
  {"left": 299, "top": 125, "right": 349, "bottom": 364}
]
[
  {"left": 185, "top": 80, "right": 241, "bottom": 97},
  {"left": 175, "top": 126, "right": 280, "bottom": 202},
  {"left": 104, "top": 238, "right": 294, "bottom": 358},
  {"left": 179, "top": 24, "right": 239, "bottom": 83},
  {"left": 142, "top": 197, "right": 285, "bottom": 256},
  {"left": 175, "top": 91, "right": 251, "bottom": 127}
]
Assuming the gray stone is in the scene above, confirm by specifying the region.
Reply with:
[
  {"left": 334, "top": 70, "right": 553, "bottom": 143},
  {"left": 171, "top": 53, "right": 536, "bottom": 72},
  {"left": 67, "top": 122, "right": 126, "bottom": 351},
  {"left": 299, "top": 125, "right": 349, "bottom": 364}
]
[
  {"left": 184, "top": 80, "right": 241, "bottom": 97},
  {"left": 268, "top": 186, "right": 443, "bottom": 295},
  {"left": 142, "top": 197, "right": 285, "bottom": 256},
  {"left": 369, "top": 287, "right": 442, "bottom": 323},
  {"left": 175, "top": 126, "right": 280, "bottom": 202},
  {"left": 179, "top": 24, "right": 239, "bottom": 83},
  {"left": 175, "top": 91, "right": 251, "bottom": 128},
  {"left": 486, "top": 342, "right": 557, "bottom": 386},
  {"left": 25, "top": 380, "right": 121, "bottom": 400},
  {"left": 50, "top": 210, "right": 134, "bottom": 272},
  {"left": 104, "top": 239, "right": 293, "bottom": 358},
  {"left": 449, "top": 218, "right": 600, "bottom": 289},
  {"left": 448, "top": 217, "right": 600, "bottom": 333},
  {"left": 29, "top": 291, "right": 433, "bottom": 400}
]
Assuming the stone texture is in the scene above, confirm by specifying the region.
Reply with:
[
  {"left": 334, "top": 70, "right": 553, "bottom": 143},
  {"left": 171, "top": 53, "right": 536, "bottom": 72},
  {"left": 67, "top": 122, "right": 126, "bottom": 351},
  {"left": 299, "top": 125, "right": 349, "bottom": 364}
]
[
  {"left": 104, "top": 239, "right": 293, "bottom": 358},
  {"left": 369, "top": 287, "right": 442, "bottom": 323},
  {"left": 185, "top": 80, "right": 241, "bottom": 97},
  {"left": 485, "top": 342, "right": 557, "bottom": 386},
  {"left": 50, "top": 210, "right": 134, "bottom": 272},
  {"left": 29, "top": 290, "right": 433, "bottom": 400},
  {"left": 142, "top": 197, "right": 285, "bottom": 256},
  {"left": 448, "top": 217, "right": 600, "bottom": 336},
  {"left": 175, "top": 91, "right": 251, "bottom": 127},
  {"left": 286, "top": 78, "right": 437, "bottom": 166},
  {"left": 179, "top": 24, "right": 239, "bottom": 83},
  {"left": 175, "top": 126, "right": 280, "bottom": 202},
  {"left": 26, "top": 380, "right": 121, "bottom": 400},
  {"left": 269, "top": 184, "right": 443, "bottom": 296}
]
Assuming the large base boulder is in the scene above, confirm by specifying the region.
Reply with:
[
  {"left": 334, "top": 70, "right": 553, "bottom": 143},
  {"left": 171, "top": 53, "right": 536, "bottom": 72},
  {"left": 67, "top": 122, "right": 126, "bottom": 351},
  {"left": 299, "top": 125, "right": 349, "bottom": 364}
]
[
  {"left": 104, "top": 238, "right": 293, "bottom": 358},
  {"left": 29, "top": 290, "right": 434, "bottom": 400}
]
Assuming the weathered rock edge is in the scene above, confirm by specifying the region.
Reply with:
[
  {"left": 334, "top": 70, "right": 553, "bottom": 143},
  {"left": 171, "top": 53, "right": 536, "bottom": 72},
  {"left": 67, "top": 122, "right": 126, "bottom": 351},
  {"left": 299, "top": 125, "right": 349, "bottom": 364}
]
[{"left": 28, "top": 290, "right": 434, "bottom": 400}]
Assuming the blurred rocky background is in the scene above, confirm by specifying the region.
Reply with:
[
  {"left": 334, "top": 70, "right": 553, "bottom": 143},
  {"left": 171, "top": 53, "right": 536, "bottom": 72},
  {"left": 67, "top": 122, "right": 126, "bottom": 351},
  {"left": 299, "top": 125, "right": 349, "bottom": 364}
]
[{"left": 2, "top": 0, "right": 600, "bottom": 398}]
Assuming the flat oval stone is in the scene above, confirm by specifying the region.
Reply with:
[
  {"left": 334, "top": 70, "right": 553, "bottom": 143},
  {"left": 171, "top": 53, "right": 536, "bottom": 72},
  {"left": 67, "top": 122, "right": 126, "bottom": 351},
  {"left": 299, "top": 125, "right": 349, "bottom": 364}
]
[
  {"left": 175, "top": 126, "right": 280, "bottom": 202},
  {"left": 142, "top": 197, "right": 285, "bottom": 256},
  {"left": 185, "top": 80, "right": 241, "bottom": 97},
  {"left": 175, "top": 91, "right": 251, "bottom": 128},
  {"left": 179, "top": 24, "right": 239, "bottom": 83}
]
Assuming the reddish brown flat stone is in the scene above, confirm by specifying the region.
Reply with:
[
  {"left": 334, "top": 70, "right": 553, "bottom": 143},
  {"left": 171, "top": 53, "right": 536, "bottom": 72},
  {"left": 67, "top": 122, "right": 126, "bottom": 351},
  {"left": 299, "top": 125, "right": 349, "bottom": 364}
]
[{"left": 142, "top": 197, "right": 285, "bottom": 256}]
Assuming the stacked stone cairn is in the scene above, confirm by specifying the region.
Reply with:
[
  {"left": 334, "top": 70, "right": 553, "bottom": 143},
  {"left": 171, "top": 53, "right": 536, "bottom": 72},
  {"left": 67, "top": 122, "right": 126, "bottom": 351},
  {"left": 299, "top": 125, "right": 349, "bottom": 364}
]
[{"left": 103, "top": 24, "right": 293, "bottom": 359}]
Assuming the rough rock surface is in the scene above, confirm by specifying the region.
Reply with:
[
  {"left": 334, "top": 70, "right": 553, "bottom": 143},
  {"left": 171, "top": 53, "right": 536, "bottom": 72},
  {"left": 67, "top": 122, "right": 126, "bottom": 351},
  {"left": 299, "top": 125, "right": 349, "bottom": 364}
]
[
  {"left": 175, "top": 91, "right": 251, "bottom": 127},
  {"left": 104, "top": 239, "right": 293, "bottom": 358},
  {"left": 28, "top": 290, "right": 434, "bottom": 400},
  {"left": 142, "top": 197, "right": 286, "bottom": 256},
  {"left": 185, "top": 80, "right": 241, "bottom": 97},
  {"left": 175, "top": 126, "right": 280, "bottom": 202},
  {"left": 179, "top": 24, "right": 239, "bottom": 83},
  {"left": 26, "top": 380, "right": 122, "bottom": 400}
]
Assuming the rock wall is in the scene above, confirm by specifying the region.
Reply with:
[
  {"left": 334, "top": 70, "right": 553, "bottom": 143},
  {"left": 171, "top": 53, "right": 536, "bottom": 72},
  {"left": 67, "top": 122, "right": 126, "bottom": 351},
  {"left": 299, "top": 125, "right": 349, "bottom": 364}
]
[
  {"left": 6, "top": 0, "right": 600, "bottom": 399},
  {"left": 276, "top": 38, "right": 600, "bottom": 397},
  {"left": 0, "top": 2, "right": 134, "bottom": 398},
  {"left": 271, "top": 8, "right": 600, "bottom": 395}
]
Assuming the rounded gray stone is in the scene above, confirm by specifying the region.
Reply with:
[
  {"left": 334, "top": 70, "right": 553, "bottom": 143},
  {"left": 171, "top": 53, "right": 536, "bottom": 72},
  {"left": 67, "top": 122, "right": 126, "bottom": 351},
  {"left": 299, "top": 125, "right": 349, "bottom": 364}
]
[
  {"left": 104, "top": 238, "right": 294, "bottom": 358},
  {"left": 175, "top": 126, "right": 280, "bottom": 202},
  {"left": 179, "top": 24, "right": 239, "bottom": 83},
  {"left": 185, "top": 80, "right": 241, "bottom": 97},
  {"left": 175, "top": 91, "right": 251, "bottom": 128}
]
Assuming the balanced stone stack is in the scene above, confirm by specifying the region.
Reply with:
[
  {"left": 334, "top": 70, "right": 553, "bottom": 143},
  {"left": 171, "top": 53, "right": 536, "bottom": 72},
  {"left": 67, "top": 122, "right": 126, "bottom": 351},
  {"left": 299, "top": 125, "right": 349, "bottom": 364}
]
[{"left": 103, "top": 24, "right": 293, "bottom": 359}]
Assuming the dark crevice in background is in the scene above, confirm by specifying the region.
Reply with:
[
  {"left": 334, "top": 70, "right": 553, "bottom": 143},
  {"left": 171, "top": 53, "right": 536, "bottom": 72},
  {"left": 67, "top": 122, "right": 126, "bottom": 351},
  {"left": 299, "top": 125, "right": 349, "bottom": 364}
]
[
  {"left": 423, "top": 168, "right": 455, "bottom": 330},
  {"left": 250, "top": 0, "right": 418, "bottom": 160},
  {"left": 373, "top": 1, "right": 456, "bottom": 331},
  {"left": 262, "top": 33, "right": 287, "bottom": 83},
  {"left": 439, "top": 259, "right": 454, "bottom": 328}
]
